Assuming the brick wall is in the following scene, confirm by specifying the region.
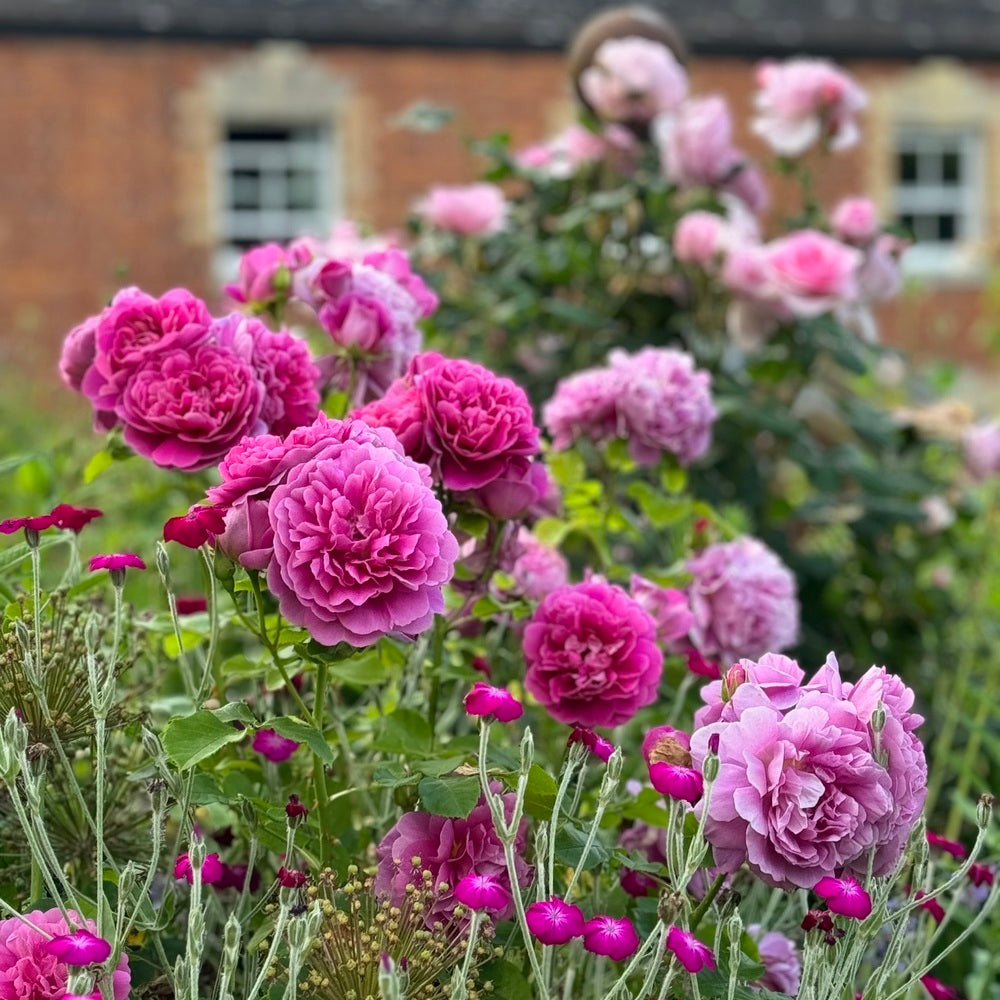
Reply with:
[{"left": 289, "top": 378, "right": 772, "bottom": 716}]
[{"left": 0, "top": 36, "right": 997, "bottom": 403}]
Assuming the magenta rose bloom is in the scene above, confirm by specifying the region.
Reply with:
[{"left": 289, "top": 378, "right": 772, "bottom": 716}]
[
  {"left": 59, "top": 315, "right": 98, "bottom": 392},
  {"left": 523, "top": 580, "right": 662, "bottom": 727},
  {"left": 543, "top": 367, "right": 626, "bottom": 452},
  {"left": 80, "top": 286, "right": 212, "bottom": 412},
  {"left": 411, "top": 353, "right": 540, "bottom": 492},
  {"left": 691, "top": 695, "right": 894, "bottom": 889},
  {"left": 0, "top": 909, "right": 130, "bottom": 1000},
  {"left": 510, "top": 529, "right": 569, "bottom": 601},
  {"left": 687, "top": 537, "right": 799, "bottom": 665},
  {"left": 352, "top": 379, "right": 432, "bottom": 463},
  {"left": 224, "top": 242, "right": 290, "bottom": 306},
  {"left": 116, "top": 341, "right": 265, "bottom": 470},
  {"left": 266, "top": 434, "right": 458, "bottom": 646},
  {"left": 375, "top": 791, "right": 531, "bottom": 925},
  {"left": 242, "top": 321, "right": 320, "bottom": 436},
  {"left": 630, "top": 574, "right": 694, "bottom": 645}
]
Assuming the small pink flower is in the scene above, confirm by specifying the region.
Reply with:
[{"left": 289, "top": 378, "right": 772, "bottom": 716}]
[
  {"left": 46, "top": 930, "right": 112, "bottom": 966},
  {"left": 49, "top": 504, "right": 103, "bottom": 533},
  {"left": 278, "top": 867, "right": 308, "bottom": 888},
  {"left": 525, "top": 898, "right": 585, "bottom": 945},
  {"left": 464, "top": 682, "right": 524, "bottom": 722},
  {"left": 417, "top": 184, "right": 508, "bottom": 237},
  {"left": 831, "top": 197, "right": 879, "bottom": 245},
  {"left": 649, "top": 761, "right": 704, "bottom": 803},
  {"left": 582, "top": 915, "right": 640, "bottom": 961},
  {"left": 673, "top": 211, "right": 731, "bottom": 267},
  {"left": 286, "top": 794, "right": 309, "bottom": 821},
  {"left": 914, "top": 890, "right": 945, "bottom": 923},
  {"left": 568, "top": 727, "right": 616, "bottom": 763},
  {"left": 252, "top": 728, "right": 301, "bottom": 763},
  {"left": 814, "top": 875, "right": 872, "bottom": 919},
  {"left": 454, "top": 873, "right": 511, "bottom": 912},
  {"left": 969, "top": 864, "right": 995, "bottom": 888},
  {"left": 0, "top": 514, "right": 57, "bottom": 534},
  {"left": 926, "top": 831, "right": 966, "bottom": 859},
  {"left": 921, "top": 975, "right": 964, "bottom": 1000},
  {"left": 766, "top": 229, "right": 862, "bottom": 318},
  {"left": 164, "top": 505, "right": 226, "bottom": 547},
  {"left": 89, "top": 553, "right": 146, "bottom": 572},
  {"left": 630, "top": 576, "right": 694, "bottom": 645},
  {"left": 666, "top": 925, "right": 716, "bottom": 973},
  {"left": 174, "top": 851, "right": 224, "bottom": 885},
  {"left": 225, "top": 243, "right": 290, "bottom": 306}
]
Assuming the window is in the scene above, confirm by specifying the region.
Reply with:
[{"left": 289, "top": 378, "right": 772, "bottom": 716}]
[
  {"left": 893, "top": 126, "right": 982, "bottom": 275},
  {"left": 220, "top": 124, "right": 332, "bottom": 250}
]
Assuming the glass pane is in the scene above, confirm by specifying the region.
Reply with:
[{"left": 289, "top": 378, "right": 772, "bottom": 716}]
[
  {"left": 899, "top": 213, "right": 916, "bottom": 234},
  {"left": 942, "top": 151, "right": 962, "bottom": 184},
  {"left": 898, "top": 151, "right": 918, "bottom": 184},
  {"left": 231, "top": 171, "right": 260, "bottom": 210},
  {"left": 937, "top": 214, "right": 957, "bottom": 241},
  {"left": 287, "top": 170, "right": 318, "bottom": 211},
  {"left": 912, "top": 214, "right": 939, "bottom": 242}
]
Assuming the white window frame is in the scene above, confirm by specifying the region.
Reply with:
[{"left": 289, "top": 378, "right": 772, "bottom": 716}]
[{"left": 893, "top": 125, "right": 984, "bottom": 279}]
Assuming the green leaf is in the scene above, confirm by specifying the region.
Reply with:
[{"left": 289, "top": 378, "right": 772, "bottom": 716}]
[
  {"left": 392, "top": 101, "right": 456, "bottom": 132},
  {"left": 268, "top": 716, "right": 335, "bottom": 764},
  {"left": 521, "top": 764, "right": 558, "bottom": 821},
  {"left": 211, "top": 702, "right": 255, "bottom": 725},
  {"left": 554, "top": 821, "right": 611, "bottom": 870},
  {"left": 0, "top": 535, "right": 62, "bottom": 573},
  {"left": 417, "top": 775, "right": 482, "bottom": 818},
  {"left": 162, "top": 630, "right": 205, "bottom": 658},
  {"left": 83, "top": 449, "right": 114, "bottom": 484},
  {"left": 372, "top": 708, "right": 432, "bottom": 755},
  {"left": 162, "top": 711, "right": 246, "bottom": 770},
  {"left": 478, "top": 959, "right": 532, "bottom": 1000}
]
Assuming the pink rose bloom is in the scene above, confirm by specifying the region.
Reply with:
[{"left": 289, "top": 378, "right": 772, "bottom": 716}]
[
  {"left": 748, "top": 925, "right": 800, "bottom": 995},
  {"left": 523, "top": 580, "right": 662, "bottom": 728},
  {"left": 543, "top": 367, "right": 626, "bottom": 451},
  {"left": 318, "top": 293, "right": 393, "bottom": 353},
  {"left": 510, "top": 528, "right": 569, "bottom": 601},
  {"left": 857, "top": 234, "right": 906, "bottom": 304},
  {"left": 410, "top": 353, "right": 540, "bottom": 492},
  {"left": 59, "top": 315, "right": 98, "bottom": 392},
  {"left": 351, "top": 379, "right": 432, "bottom": 463},
  {"left": 963, "top": 421, "right": 1000, "bottom": 481},
  {"left": 224, "top": 242, "right": 290, "bottom": 306},
  {"left": 656, "top": 95, "right": 742, "bottom": 188},
  {"left": 0, "top": 909, "right": 130, "bottom": 1000},
  {"left": 244, "top": 323, "right": 321, "bottom": 437},
  {"left": 831, "top": 197, "right": 879, "bottom": 245},
  {"left": 687, "top": 537, "right": 800, "bottom": 665},
  {"left": 630, "top": 575, "right": 694, "bottom": 645},
  {"left": 580, "top": 36, "right": 688, "bottom": 123},
  {"left": 752, "top": 58, "right": 867, "bottom": 157},
  {"left": 690, "top": 696, "right": 894, "bottom": 889},
  {"left": 80, "top": 286, "right": 212, "bottom": 413},
  {"left": 723, "top": 163, "right": 770, "bottom": 216},
  {"left": 695, "top": 652, "right": 806, "bottom": 728},
  {"left": 766, "top": 230, "right": 862, "bottom": 318},
  {"left": 267, "top": 434, "right": 458, "bottom": 646},
  {"left": 375, "top": 791, "right": 531, "bottom": 925},
  {"left": 363, "top": 248, "right": 439, "bottom": 318},
  {"left": 673, "top": 211, "right": 731, "bottom": 267},
  {"left": 516, "top": 124, "right": 607, "bottom": 178},
  {"left": 117, "top": 340, "right": 265, "bottom": 470},
  {"left": 609, "top": 347, "right": 717, "bottom": 466},
  {"left": 417, "top": 183, "right": 508, "bottom": 237}
]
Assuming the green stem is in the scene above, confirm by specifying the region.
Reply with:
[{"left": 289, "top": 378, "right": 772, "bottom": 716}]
[
  {"left": 689, "top": 872, "right": 727, "bottom": 934},
  {"left": 312, "top": 660, "right": 331, "bottom": 868}
]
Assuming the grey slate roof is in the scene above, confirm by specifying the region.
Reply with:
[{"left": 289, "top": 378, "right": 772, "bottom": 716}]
[{"left": 2, "top": 0, "right": 1000, "bottom": 59}]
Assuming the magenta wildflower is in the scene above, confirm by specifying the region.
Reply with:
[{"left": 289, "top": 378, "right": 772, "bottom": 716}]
[
  {"left": 582, "top": 916, "right": 640, "bottom": 961},
  {"left": 649, "top": 761, "right": 704, "bottom": 803},
  {"left": 252, "top": 727, "right": 301, "bottom": 763},
  {"left": 89, "top": 553, "right": 146, "bottom": 572},
  {"left": 969, "top": 863, "right": 995, "bottom": 888},
  {"left": 0, "top": 514, "right": 57, "bottom": 534},
  {"left": 921, "top": 975, "right": 964, "bottom": 1000},
  {"left": 463, "top": 682, "right": 524, "bottom": 723},
  {"left": 278, "top": 867, "right": 308, "bottom": 888},
  {"left": 814, "top": 875, "right": 872, "bottom": 919},
  {"left": 665, "top": 925, "right": 716, "bottom": 973},
  {"left": 49, "top": 504, "right": 103, "bottom": 533},
  {"left": 568, "top": 727, "right": 616, "bottom": 762},
  {"left": 926, "top": 831, "right": 966, "bottom": 859},
  {"left": 45, "top": 930, "right": 112, "bottom": 966},
  {"left": 620, "top": 868, "right": 658, "bottom": 897},
  {"left": 686, "top": 649, "right": 721, "bottom": 678},
  {"left": 453, "top": 873, "right": 511, "bottom": 913},
  {"left": 525, "top": 898, "right": 586, "bottom": 945},
  {"left": 163, "top": 505, "right": 226, "bottom": 547},
  {"left": 286, "top": 794, "right": 309, "bottom": 821},
  {"left": 914, "top": 890, "right": 945, "bottom": 923},
  {"left": 174, "top": 851, "right": 224, "bottom": 885},
  {"left": 175, "top": 596, "right": 208, "bottom": 615}
]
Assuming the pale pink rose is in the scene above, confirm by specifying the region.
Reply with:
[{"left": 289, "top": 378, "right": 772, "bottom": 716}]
[
  {"left": 831, "top": 197, "right": 879, "bottom": 245},
  {"left": 752, "top": 58, "right": 867, "bottom": 157},
  {"left": 723, "top": 163, "right": 770, "bottom": 216},
  {"left": 630, "top": 574, "right": 694, "bottom": 645},
  {"left": 579, "top": 36, "right": 688, "bottom": 123},
  {"left": 673, "top": 211, "right": 730, "bottom": 267},
  {"left": 766, "top": 230, "right": 862, "bottom": 317},
  {"left": 963, "top": 421, "right": 1000, "bottom": 481},
  {"left": 857, "top": 234, "right": 906, "bottom": 302},
  {"left": 510, "top": 528, "right": 569, "bottom": 601},
  {"left": 417, "top": 183, "right": 508, "bottom": 236},
  {"left": 656, "top": 96, "right": 741, "bottom": 188},
  {"left": 516, "top": 124, "right": 608, "bottom": 178}
]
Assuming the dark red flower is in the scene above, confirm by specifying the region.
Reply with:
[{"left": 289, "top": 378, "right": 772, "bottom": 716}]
[
  {"left": 164, "top": 505, "right": 227, "bottom": 548},
  {"left": 49, "top": 504, "right": 103, "bottom": 533},
  {"left": 176, "top": 595, "right": 209, "bottom": 615},
  {"left": 285, "top": 794, "right": 309, "bottom": 821},
  {"left": 0, "top": 514, "right": 56, "bottom": 534},
  {"left": 277, "top": 866, "right": 308, "bottom": 888}
]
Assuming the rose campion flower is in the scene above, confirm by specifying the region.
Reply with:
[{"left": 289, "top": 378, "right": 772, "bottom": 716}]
[
  {"left": 523, "top": 580, "right": 662, "bottom": 728},
  {"left": 921, "top": 975, "right": 964, "bottom": 1000},
  {"left": 453, "top": 873, "right": 510, "bottom": 912},
  {"left": 0, "top": 909, "right": 130, "bottom": 1000},
  {"left": 580, "top": 36, "right": 688, "bottom": 123},
  {"left": 752, "top": 58, "right": 867, "bottom": 157},
  {"left": 831, "top": 197, "right": 879, "bottom": 245},
  {"left": 464, "top": 682, "right": 524, "bottom": 723},
  {"left": 225, "top": 242, "right": 291, "bottom": 306},
  {"left": 267, "top": 433, "right": 458, "bottom": 647},
  {"left": 656, "top": 95, "right": 742, "bottom": 188},
  {"left": 766, "top": 230, "right": 862, "bottom": 318},
  {"left": 687, "top": 537, "right": 799, "bottom": 665},
  {"left": 510, "top": 529, "right": 569, "bottom": 601},
  {"left": 665, "top": 926, "right": 715, "bottom": 973},
  {"left": 582, "top": 915, "right": 640, "bottom": 961},
  {"left": 252, "top": 727, "right": 301, "bottom": 762},
  {"left": 174, "top": 851, "right": 224, "bottom": 884},
  {"left": 417, "top": 183, "right": 508, "bottom": 237},
  {"left": 525, "top": 898, "right": 586, "bottom": 945},
  {"left": 814, "top": 875, "right": 872, "bottom": 919},
  {"left": 748, "top": 924, "right": 800, "bottom": 995},
  {"left": 375, "top": 791, "right": 530, "bottom": 925},
  {"left": 45, "top": 929, "right": 111, "bottom": 966}
]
